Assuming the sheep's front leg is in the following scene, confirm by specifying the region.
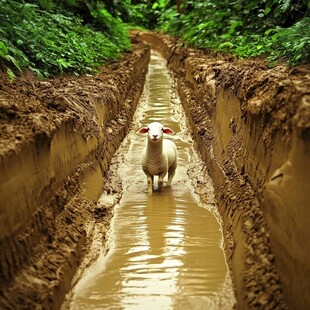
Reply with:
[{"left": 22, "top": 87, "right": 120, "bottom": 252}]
[
  {"left": 167, "top": 166, "right": 176, "bottom": 187},
  {"left": 158, "top": 172, "right": 166, "bottom": 191},
  {"left": 147, "top": 174, "right": 154, "bottom": 195}
]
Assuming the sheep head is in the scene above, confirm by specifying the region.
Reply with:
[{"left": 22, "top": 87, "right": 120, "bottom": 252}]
[{"left": 139, "top": 122, "right": 174, "bottom": 143}]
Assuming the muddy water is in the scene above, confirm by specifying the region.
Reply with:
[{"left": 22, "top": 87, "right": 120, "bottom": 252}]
[{"left": 66, "top": 52, "right": 235, "bottom": 309}]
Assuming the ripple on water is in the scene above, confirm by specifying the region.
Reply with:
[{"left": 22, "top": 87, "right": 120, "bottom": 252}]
[{"left": 67, "top": 51, "right": 235, "bottom": 310}]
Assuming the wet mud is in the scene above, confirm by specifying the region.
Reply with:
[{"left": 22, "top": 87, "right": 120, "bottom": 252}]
[
  {"left": 64, "top": 52, "right": 235, "bottom": 309},
  {"left": 0, "top": 44, "right": 150, "bottom": 309},
  {"left": 134, "top": 31, "right": 310, "bottom": 309},
  {"left": 0, "top": 30, "right": 309, "bottom": 310}
]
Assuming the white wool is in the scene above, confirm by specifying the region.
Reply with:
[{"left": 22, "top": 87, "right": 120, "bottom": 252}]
[{"left": 139, "top": 122, "right": 177, "bottom": 195}]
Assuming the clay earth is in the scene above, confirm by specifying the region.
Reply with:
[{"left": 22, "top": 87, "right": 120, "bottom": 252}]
[{"left": 0, "top": 31, "right": 309, "bottom": 309}]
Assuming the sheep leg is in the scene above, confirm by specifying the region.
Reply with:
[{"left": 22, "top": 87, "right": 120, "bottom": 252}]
[
  {"left": 167, "top": 166, "right": 176, "bottom": 187},
  {"left": 158, "top": 173, "right": 166, "bottom": 191},
  {"left": 147, "top": 174, "right": 154, "bottom": 195}
]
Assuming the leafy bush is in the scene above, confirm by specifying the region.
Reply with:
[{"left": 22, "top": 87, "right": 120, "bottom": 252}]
[
  {"left": 1, "top": 0, "right": 308, "bottom": 76},
  {"left": 94, "top": 0, "right": 174, "bottom": 30},
  {"left": 91, "top": 7, "right": 130, "bottom": 51},
  {"left": 269, "top": 17, "right": 310, "bottom": 65},
  {"left": 0, "top": 0, "right": 130, "bottom": 78},
  {"left": 157, "top": 0, "right": 310, "bottom": 65}
]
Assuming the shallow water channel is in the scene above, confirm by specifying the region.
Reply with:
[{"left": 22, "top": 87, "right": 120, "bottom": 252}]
[{"left": 66, "top": 52, "right": 235, "bottom": 309}]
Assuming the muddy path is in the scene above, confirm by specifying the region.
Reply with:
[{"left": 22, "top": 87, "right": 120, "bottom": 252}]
[
  {"left": 64, "top": 51, "right": 235, "bottom": 309},
  {"left": 0, "top": 44, "right": 150, "bottom": 309},
  {"left": 134, "top": 31, "right": 310, "bottom": 309},
  {"left": 0, "top": 31, "right": 309, "bottom": 310}
]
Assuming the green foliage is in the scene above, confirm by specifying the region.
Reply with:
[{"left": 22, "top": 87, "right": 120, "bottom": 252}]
[
  {"left": 91, "top": 7, "right": 130, "bottom": 51},
  {"left": 0, "top": 0, "right": 130, "bottom": 77},
  {"left": 157, "top": 0, "right": 310, "bottom": 65},
  {"left": 104, "top": 0, "right": 174, "bottom": 29},
  {"left": 149, "top": 0, "right": 174, "bottom": 29},
  {"left": 269, "top": 18, "right": 310, "bottom": 65},
  {"left": 1, "top": 0, "right": 308, "bottom": 76}
]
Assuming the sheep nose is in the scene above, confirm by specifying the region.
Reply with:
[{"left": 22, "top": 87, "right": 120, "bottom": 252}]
[{"left": 152, "top": 134, "right": 158, "bottom": 139}]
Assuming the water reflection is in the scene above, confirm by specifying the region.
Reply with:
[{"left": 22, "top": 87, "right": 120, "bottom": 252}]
[
  {"left": 66, "top": 51, "right": 235, "bottom": 310},
  {"left": 146, "top": 189, "right": 178, "bottom": 267}
]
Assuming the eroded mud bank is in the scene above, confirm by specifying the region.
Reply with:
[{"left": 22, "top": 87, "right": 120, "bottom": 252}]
[
  {"left": 1, "top": 30, "right": 309, "bottom": 309},
  {"left": 134, "top": 31, "right": 310, "bottom": 309},
  {"left": 0, "top": 44, "right": 150, "bottom": 309},
  {"left": 64, "top": 51, "right": 235, "bottom": 309}
]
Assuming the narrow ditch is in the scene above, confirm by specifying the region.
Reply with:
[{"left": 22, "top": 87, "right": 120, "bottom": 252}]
[
  {"left": 1, "top": 31, "right": 308, "bottom": 310},
  {"left": 64, "top": 51, "right": 236, "bottom": 309}
]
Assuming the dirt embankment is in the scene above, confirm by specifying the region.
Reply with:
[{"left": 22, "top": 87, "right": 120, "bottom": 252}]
[
  {"left": 1, "top": 30, "right": 309, "bottom": 309},
  {"left": 134, "top": 31, "right": 310, "bottom": 309},
  {"left": 0, "top": 44, "right": 150, "bottom": 309}
]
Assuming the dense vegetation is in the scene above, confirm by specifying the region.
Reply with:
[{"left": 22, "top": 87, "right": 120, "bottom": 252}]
[
  {"left": 0, "top": 0, "right": 309, "bottom": 79},
  {"left": 156, "top": 0, "right": 310, "bottom": 65},
  {"left": 0, "top": 0, "right": 130, "bottom": 78}
]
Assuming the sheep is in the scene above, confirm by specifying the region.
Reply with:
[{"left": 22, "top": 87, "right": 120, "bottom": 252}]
[{"left": 139, "top": 121, "right": 178, "bottom": 195}]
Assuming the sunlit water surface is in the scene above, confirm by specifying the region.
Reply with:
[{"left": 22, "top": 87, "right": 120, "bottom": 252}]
[{"left": 66, "top": 52, "right": 235, "bottom": 309}]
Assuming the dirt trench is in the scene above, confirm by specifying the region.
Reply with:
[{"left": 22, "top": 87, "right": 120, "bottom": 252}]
[
  {"left": 133, "top": 31, "right": 310, "bottom": 309},
  {"left": 64, "top": 51, "right": 235, "bottom": 309},
  {"left": 0, "top": 31, "right": 309, "bottom": 310},
  {"left": 0, "top": 44, "right": 150, "bottom": 309}
]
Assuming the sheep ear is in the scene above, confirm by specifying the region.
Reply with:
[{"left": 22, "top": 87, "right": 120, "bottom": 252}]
[
  {"left": 163, "top": 127, "right": 174, "bottom": 134},
  {"left": 138, "top": 127, "right": 149, "bottom": 134}
]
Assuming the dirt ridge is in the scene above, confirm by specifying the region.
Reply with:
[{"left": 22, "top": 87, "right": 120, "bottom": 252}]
[
  {"left": 0, "top": 44, "right": 150, "bottom": 309},
  {"left": 134, "top": 30, "right": 310, "bottom": 309}
]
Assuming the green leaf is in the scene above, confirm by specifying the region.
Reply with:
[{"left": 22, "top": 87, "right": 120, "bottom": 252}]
[
  {"left": 264, "top": 7, "right": 271, "bottom": 16},
  {"left": 0, "top": 41, "right": 9, "bottom": 55},
  {"left": 218, "top": 41, "right": 234, "bottom": 49},
  {"left": 6, "top": 67, "right": 16, "bottom": 82},
  {"left": 152, "top": 3, "right": 159, "bottom": 10},
  {"left": 4, "top": 55, "right": 22, "bottom": 72}
]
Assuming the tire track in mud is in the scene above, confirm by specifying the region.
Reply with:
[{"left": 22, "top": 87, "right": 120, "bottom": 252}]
[{"left": 64, "top": 51, "right": 236, "bottom": 309}]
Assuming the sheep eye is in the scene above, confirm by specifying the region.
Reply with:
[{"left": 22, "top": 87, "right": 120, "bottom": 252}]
[{"left": 161, "top": 127, "right": 164, "bottom": 131}]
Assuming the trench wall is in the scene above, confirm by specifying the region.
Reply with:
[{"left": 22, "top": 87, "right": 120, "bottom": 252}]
[
  {"left": 0, "top": 45, "right": 150, "bottom": 309},
  {"left": 135, "top": 31, "right": 310, "bottom": 309}
]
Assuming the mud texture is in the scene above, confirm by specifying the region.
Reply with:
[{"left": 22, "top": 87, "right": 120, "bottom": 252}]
[
  {"left": 1, "top": 30, "right": 309, "bottom": 310},
  {"left": 0, "top": 44, "right": 150, "bottom": 309},
  {"left": 134, "top": 31, "right": 310, "bottom": 309}
]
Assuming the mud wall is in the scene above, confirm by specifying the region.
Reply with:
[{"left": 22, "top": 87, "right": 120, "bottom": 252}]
[
  {"left": 0, "top": 44, "right": 150, "bottom": 309},
  {"left": 135, "top": 31, "right": 310, "bottom": 309}
]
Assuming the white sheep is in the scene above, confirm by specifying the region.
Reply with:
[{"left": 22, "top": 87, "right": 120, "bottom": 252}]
[{"left": 139, "top": 122, "right": 178, "bottom": 195}]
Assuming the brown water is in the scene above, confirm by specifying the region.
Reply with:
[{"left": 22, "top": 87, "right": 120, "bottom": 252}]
[{"left": 66, "top": 52, "right": 235, "bottom": 309}]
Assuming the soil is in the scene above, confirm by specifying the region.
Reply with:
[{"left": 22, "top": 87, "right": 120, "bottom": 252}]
[
  {"left": 0, "top": 30, "right": 309, "bottom": 309},
  {"left": 134, "top": 31, "right": 310, "bottom": 309},
  {"left": 0, "top": 43, "right": 150, "bottom": 309}
]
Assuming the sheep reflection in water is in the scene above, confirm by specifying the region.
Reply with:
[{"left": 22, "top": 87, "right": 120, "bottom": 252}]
[{"left": 144, "top": 188, "right": 183, "bottom": 269}]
